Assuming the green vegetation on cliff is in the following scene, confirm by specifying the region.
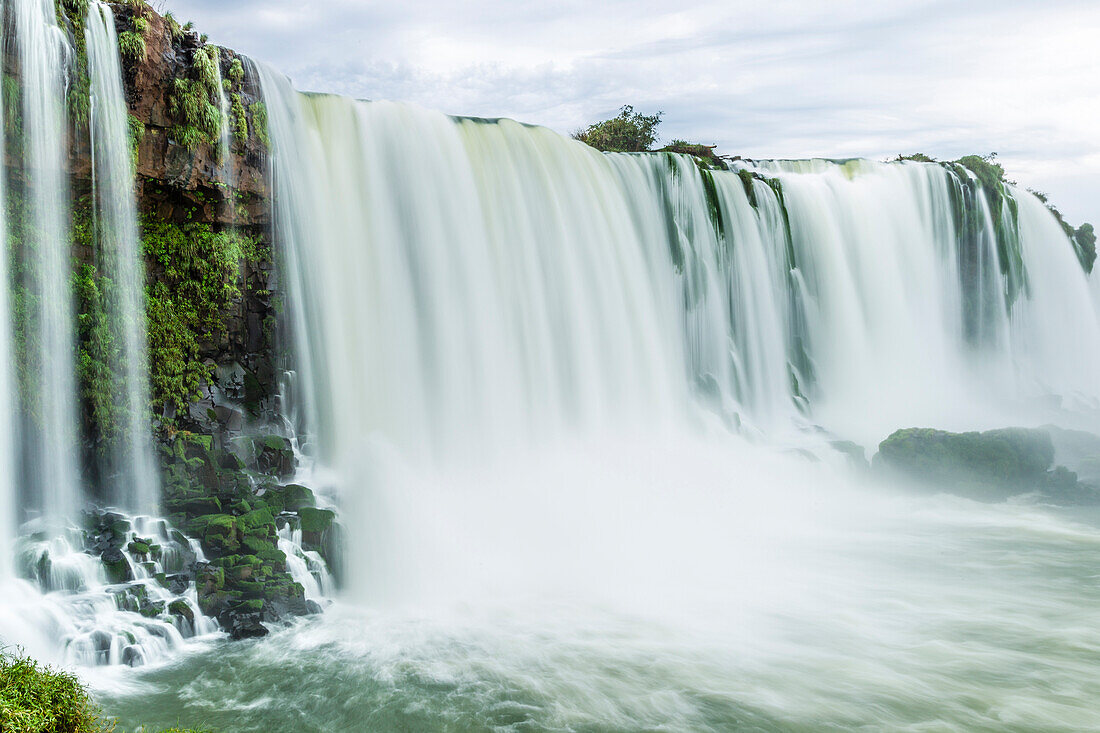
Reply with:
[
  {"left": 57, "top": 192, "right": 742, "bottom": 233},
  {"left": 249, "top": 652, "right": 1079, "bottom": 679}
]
[
  {"left": 1030, "top": 189, "right": 1096, "bottom": 273},
  {"left": 898, "top": 152, "right": 1094, "bottom": 275},
  {"left": 169, "top": 46, "right": 222, "bottom": 151},
  {"left": 141, "top": 215, "right": 265, "bottom": 419}
]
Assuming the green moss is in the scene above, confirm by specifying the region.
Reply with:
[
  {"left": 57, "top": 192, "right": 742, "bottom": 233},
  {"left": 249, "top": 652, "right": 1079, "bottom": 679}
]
[
  {"left": 3, "top": 72, "right": 22, "bottom": 143},
  {"left": 298, "top": 507, "right": 335, "bottom": 535},
  {"left": 55, "top": 0, "right": 90, "bottom": 27},
  {"left": 1075, "top": 223, "right": 1096, "bottom": 274},
  {"left": 699, "top": 169, "right": 724, "bottom": 239},
  {"left": 737, "top": 168, "right": 759, "bottom": 208},
  {"left": 74, "top": 261, "right": 120, "bottom": 454},
  {"left": 54, "top": 0, "right": 91, "bottom": 128},
  {"left": 141, "top": 217, "right": 266, "bottom": 418}
]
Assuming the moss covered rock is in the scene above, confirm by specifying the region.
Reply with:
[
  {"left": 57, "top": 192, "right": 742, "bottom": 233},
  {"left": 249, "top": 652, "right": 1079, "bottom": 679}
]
[{"left": 873, "top": 427, "right": 1099, "bottom": 503}]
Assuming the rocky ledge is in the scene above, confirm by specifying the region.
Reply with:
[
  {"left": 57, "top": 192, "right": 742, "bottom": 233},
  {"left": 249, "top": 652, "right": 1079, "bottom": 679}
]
[{"left": 872, "top": 426, "right": 1100, "bottom": 504}]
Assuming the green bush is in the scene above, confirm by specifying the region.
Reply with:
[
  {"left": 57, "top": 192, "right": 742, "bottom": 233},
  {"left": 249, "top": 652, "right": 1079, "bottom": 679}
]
[
  {"left": 0, "top": 650, "right": 215, "bottom": 732},
  {"left": 164, "top": 12, "right": 184, "bottom": 42},
  {"left": 249, "top": 102, "right": 269, "bottom": 148},
  {"left": 573, "top": 105, "right": 662, "bottom": 153},
  {"left": 894, "top": 153, "right": 936, "bottom": 163},
  {"left": 169, "top": 47, "right": 224, "bottom": 151},
  {"left": 0, "top": 651, "right": 113, "bottom": 732}
]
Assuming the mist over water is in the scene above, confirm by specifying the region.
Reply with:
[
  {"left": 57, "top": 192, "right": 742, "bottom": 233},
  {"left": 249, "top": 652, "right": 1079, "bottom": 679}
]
[
  {"left": 96, "top": 449, "right": 1100, "bottom": 731},
  {"left": 87, "top": 74, "right": 1100, "bottom": 730}
]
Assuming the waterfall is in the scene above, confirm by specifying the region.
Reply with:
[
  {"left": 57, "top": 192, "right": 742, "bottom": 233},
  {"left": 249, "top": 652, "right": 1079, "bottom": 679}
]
[
  {"left": 257, "top": 69, "right": 1100, "bottom": 600},
  {"left": 0, "top": 10, "right": 14, "bottom": 581},
  {"left": 85, "top": 1, "right": 159, "bottom": 515},
  {"left": 11, "top": 0, "right": 81, "bottom": 530},
  {"left": 212, "top": 48, "right": 236, "bottom": 210}
]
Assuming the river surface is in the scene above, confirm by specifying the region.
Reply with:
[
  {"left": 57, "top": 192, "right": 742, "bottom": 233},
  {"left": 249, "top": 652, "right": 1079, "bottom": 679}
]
[{"left": 89, "top": 438, "right": 1100, "bottom": 732}]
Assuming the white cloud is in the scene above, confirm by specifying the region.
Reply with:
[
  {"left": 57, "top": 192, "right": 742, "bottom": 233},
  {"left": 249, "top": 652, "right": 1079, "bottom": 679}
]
[{"left": 166, "top": 0, "right": 1100, "bottom": 225}]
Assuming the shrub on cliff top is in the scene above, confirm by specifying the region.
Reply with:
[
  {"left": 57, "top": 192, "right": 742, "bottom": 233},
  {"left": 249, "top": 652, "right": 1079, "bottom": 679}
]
[
  {"left": 894, "top": 153, "right": 936, "bottom": 163},
  {"left": 955, "top": 153, "right": 1008, "bottom": 192},
  {"left": 573, "top": 105, "right": 663, "bottom": 153}
]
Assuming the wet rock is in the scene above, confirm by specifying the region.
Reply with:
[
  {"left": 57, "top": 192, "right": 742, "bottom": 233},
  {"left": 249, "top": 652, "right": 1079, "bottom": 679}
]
[
  {"left": 167, "top": 599, "right": 195, "bottom": 624},
  {"left": 220, "top": 609, "right": 268, "bottom": 640},
  {"left": 101, "top": 548, "right": 133, "bottom": 584},
  {"left": 873, "top": 427, "right": 1100, "bottom": 504},
  {"left": 830, "top": 440, "right": 869, "bottom": 469}
]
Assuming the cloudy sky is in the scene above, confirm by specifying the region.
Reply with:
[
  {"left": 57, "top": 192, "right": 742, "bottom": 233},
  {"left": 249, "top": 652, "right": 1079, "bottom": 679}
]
[{"left": 165, "top": 0, "right": 1100, "bottom": 226}]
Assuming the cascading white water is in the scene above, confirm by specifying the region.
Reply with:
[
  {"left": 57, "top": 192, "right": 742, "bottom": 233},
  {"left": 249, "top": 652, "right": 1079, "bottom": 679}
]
[
  {"left": 258, "top": 69, "right": 1100, "bottom": 608},
  {"left": 12, "top": 0, "right": 81, "bottom": 530},
  {"left": 211, "top": 48, "right": 237, "bottom": 210},
  {"left": 85, "top": 1, "right": 159, "bottom": 515},
  {"left": 6, "top": 513, "right": 218, "bottom": 668},
  {"left": 0, "top": 2, "right": 221, "bottom": 670},
  {"left": 0, "top": 13, "right": 13, "bottom": 581}
]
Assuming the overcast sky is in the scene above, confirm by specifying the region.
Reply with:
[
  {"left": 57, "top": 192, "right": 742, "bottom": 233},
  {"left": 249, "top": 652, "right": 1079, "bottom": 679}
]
[{"left": 163, "top": 0, "right": 1100, "bottom": 227}]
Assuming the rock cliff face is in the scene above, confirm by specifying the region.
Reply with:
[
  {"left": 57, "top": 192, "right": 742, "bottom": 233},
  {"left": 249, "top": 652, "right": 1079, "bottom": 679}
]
[
  {"left": 41, "top": 1, "right": 334, "bottom": 640},
  {"left": 110, "top": 3, "right": 279, "bottom": 437}
]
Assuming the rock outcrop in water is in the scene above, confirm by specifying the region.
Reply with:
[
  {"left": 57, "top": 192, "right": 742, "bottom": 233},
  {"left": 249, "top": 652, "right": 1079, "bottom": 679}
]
[{"left": 873, "top": 427, "right": 1100, "bottom": 504}]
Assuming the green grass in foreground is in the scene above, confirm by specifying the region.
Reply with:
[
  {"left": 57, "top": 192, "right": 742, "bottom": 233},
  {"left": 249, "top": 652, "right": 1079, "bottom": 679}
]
[{"left": 0, "top": 651, "right": 212, "bottom": 733}]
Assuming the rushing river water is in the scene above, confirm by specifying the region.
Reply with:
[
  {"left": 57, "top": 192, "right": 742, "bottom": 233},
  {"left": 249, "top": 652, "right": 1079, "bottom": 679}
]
[{"left": 89, "top": 431, "right": 1100, "bottom": 732}]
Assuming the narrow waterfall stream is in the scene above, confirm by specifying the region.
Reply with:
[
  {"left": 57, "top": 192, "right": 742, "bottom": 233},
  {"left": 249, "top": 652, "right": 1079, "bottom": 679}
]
[{"left": 86, "top": 0, "right": 160, "bottom": 514}]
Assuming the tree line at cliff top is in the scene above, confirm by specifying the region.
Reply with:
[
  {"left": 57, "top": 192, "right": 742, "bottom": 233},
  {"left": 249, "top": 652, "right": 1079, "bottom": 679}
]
[{"left": 573, "top": 107, "right": 1094, "bottom": 272}]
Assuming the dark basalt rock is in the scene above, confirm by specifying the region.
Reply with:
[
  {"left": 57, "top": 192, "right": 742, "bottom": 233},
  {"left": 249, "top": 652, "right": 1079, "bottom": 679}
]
[
  {"left": 101, "top": 547, "right": 133, "bottom": 584},
  {"left": 220, "top": 610, "right": 268, "bottom": 640},
  {"left": 160, "top": 431, "right": 333, "bottom": 636}
]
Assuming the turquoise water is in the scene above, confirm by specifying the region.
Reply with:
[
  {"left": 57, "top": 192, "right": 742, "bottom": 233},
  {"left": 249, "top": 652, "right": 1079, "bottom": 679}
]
[{"left": 91, "top": 497, "right": 1100, "bottom": 732}]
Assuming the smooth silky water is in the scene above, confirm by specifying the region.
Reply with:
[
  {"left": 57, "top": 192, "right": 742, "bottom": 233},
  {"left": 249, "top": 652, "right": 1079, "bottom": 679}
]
[{"left": 85, "top": 69, "right": 1100, "bottom": 730}]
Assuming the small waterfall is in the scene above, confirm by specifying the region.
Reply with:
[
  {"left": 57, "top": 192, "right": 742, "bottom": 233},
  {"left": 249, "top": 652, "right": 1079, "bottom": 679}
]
[
  {"left": 277, "top": 523, "right": 333, "bottom": 604},
  {"left": 0, "top": 9, "right": 15, "bottom": 581},
  {"left": 85, "top": 1, "right": 159, "bottom": 515},
  {"left": 7, "top": 513, "right": 219, "bottom": 667},
  {"left": 11, "top": 0, "right": 81, "bottom": 530},
  {"left": 212, "top": 48, "right": 237, "bottom": 213}
]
